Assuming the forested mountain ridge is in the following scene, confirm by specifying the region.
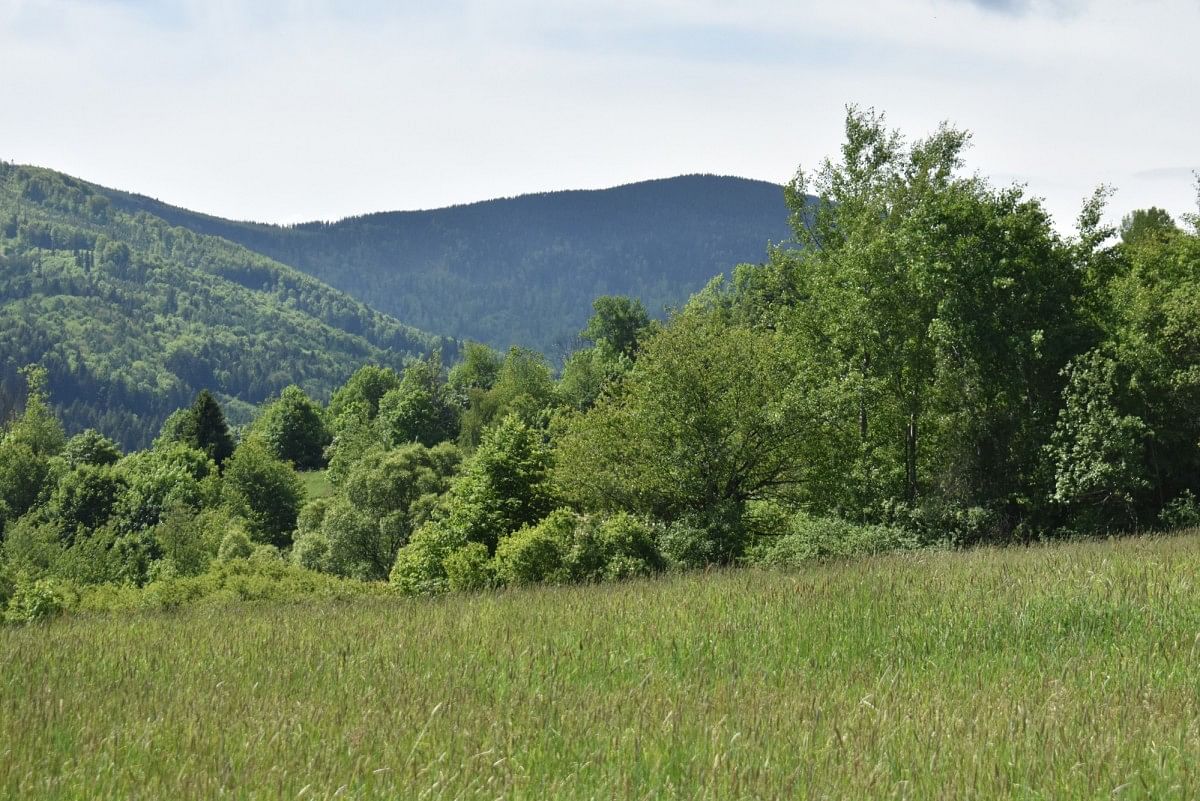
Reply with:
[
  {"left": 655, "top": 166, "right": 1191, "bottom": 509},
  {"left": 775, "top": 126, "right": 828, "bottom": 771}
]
[
  {"left": 101, "top": 175, "right": 796, "bottom": 355},
  {"left": 0, "top": 162, "right": 451, "bottom": 449}
]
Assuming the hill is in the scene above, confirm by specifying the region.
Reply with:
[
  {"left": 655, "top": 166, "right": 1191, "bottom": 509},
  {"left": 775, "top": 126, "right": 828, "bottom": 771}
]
[
  {"left": 3, "top": 531, "right": 1198, "bottom": 798},
  {"left": 0, "top": 163, "right": 451, "bottom": 449},
  {"left": 104, "top": 175, "right": 796, "bottom": 356}
]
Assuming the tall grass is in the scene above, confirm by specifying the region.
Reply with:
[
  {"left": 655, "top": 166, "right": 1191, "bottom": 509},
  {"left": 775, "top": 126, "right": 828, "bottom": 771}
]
[{"left": 3, "top": 532, "right": 1200, "bottom": 799}]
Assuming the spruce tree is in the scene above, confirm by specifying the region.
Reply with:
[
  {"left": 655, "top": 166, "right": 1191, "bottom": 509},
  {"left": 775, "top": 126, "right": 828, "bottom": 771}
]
[{"left": 189, "top": 390, "right": 235, "bottom": 467}]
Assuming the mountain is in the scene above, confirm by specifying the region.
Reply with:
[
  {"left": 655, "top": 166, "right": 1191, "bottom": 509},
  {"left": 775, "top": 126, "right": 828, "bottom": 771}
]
[
  {"left": 0, "top": 163, "right": 450, "bottom": 449},
  {"left": 103, "top": 175, "right": 795, "bottom": 356}
]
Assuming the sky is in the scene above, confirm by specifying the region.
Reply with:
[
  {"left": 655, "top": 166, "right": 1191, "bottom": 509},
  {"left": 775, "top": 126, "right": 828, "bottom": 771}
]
[{"left": 1, "top": 0, "right": 1196, "bottom": 229}]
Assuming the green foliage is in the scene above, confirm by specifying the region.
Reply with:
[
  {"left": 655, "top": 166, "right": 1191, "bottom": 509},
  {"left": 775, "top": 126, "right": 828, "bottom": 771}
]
[
  {"left": 5, "top": 365, "right": 66, "bottom": 457},
  {"left": 582, "top": 295, "right": 652, "bottom": 360},
  {"left": 114, "top": 443, "right": 218, "bottom": 532},
  {"left": 187, "top": 390, "right": 236, "bottom": 467},
  {"left": 327, "top": 365, "right": 402, "bottom": 422},
  {"left": 492, "top": 508, "right": 576, "bottom": 586},
  {"left": 0, "top": 440, "right": 51, "bottom": 525},
  {"left": 320, "top": 442, "right": 460, "bottom": 580},
  {"left": 62, "top": 429, "right": 122, "bottom": 468},
  {"left": 106, "top": 558, "right": 386, "bottom": 613},
  {"left": 447, "top": 341, "right": 503, "bottom": 395},
  {"left": 557, "top": 310, "right": 827, "bottom": 562},
  {"left": 217, "top": 528, "right": 254, "bottom": 561},
  {"left": 0, "top": 164, "right": 446, "bottom": 450},
  {"left": 1048, "top": 350, "right": 1150, "bottom": 529},
  {"left": 746, "top": 514, "right": 923, "bottom": 567},
  {"left": 1120, "top": 207, "right": 1178, "bottom": 246},
  {"left": 151, "top": 506, "right": 226, "bottom": 578},
  {"left": 251, "top": 385, "right": 330, "bottom": 469},
  {"left": 566, "top": 511, "right": 663, "bottom": 581},
  {"left": 557, "top": 346, "right": 629, "bottom": 411},
  {"left": 439, "top": 414, "right": 557, "bottom": 553},
  {"left": 458, "top": 348, "right": 558, "bottom": 448},
  {"left": 221, "top": 440, "right": 304, "bottom": 547},
  {"left": 376, "top": 354, "right": 458, "bottom": 447},
  {"left": 46, "top": 464, "right": 127, "bottom": 543},
  {"left": 105, "top": 174, "right": 791, "bottom": 355},
  {"left": 291, "top": 528, "right": 332, "bottom": 573},
  {"left": 1160, "top": 491, "right": 1200, "bottom": 530},
  {"left": 3, "top": 576, "right": 65, "bottom": 625},
  {"left": 388, "top": 519, "right": 465, "bottom": 595},
  {"left": 442, "top": 542, "right": 495, "bottom": 592},
  {"left": 775, "top": 108, "right": 1090, "bottom": 522}
]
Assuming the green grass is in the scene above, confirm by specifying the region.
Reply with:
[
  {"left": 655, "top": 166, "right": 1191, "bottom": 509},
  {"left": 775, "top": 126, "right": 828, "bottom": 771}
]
[
  {"left": 4, "top": 533, "right": 1200, "bottom": 799},
  {"left": 299, "top": 469, "right": 334, "bottom": 501}
]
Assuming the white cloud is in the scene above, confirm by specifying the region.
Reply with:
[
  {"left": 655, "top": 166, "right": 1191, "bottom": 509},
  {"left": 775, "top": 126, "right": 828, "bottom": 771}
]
[{"left": 0, "top": 0, "right": 1196, "bottom": 229}]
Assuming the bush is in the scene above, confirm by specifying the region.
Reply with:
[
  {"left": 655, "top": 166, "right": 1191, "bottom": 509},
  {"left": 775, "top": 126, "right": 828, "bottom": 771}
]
[
  {"left": 595, "top": 513, "right": 663, "bottom": 579},
  {"left": 655, "top": 505, "right": 745, "bottom": 569},
  {"left": 1160, "top": 491, "right": 1200, "bottom": 530},
  {"left": 249, "top": 544, "right": 283, "bottom": 565},
  {"left": 4, "top": 576, "right": 65, "bottom": 624},
  {"left": 218, "top": 528, "right": 254, "bottom": 561},
  {"left": 53, "top": 526, "right": 159, "bottom": 586},
  {"left": 292, "top": 528, "right": 332, "bottom": 572},
  {"left": 389, "top": 521, "right": 465, "bottom": 595},
  {"left": 747, "top": 514, "right": 922, "bottom": 568},
  {"left": 493, "top": 509, "right": 575, "bottom": 586},
  {"left": 443, "top": 542, "right": 495, "bottom": 592},
  {"left": 151, "top": 506, "right": 226, "bottom": 578},
  {"left": 567, "top": 512, "right": 663, "bottom": 581}
]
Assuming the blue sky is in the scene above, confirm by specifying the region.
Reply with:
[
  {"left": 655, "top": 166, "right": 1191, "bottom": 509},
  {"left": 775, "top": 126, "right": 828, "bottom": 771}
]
[{"left": 1, "top": 0, "right": 1196, "bottom": 229}]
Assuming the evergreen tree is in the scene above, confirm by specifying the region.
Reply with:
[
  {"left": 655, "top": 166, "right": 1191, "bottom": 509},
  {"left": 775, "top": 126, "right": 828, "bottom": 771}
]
[{"left": 184, "top": 390, "right": 235, "bottom": 468}]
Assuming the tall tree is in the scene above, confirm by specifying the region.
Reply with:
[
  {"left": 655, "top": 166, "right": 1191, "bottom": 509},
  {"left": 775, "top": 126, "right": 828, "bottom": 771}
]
[
  {"left": 252, "top": 385, "right": 331, "bottom": 470},
  {"left": 582, "top": 295, "right": 652, "bottom": 361},
  {"left": 186, "top": 390, "right": 236, "bottom": 468},
  {"left": 772, "top": 107, "right": 1091, "bottom": 530}
]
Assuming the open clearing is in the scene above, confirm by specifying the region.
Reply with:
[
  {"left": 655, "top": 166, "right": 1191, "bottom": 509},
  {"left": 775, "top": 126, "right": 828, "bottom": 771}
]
[{"left": 4, "top": 532, "right": 1200, "bottom": 799}]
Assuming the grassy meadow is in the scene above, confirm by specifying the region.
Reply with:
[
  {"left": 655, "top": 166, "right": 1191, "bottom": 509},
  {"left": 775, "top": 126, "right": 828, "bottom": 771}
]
[{"left": 4, "top": 532, "right": 1200, "bottom": 799}]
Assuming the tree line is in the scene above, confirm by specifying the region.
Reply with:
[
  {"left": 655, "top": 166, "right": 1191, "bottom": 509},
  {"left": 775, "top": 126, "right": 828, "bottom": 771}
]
[{"left": 2, "top": 109, "right": 1199, "bottom": 618}]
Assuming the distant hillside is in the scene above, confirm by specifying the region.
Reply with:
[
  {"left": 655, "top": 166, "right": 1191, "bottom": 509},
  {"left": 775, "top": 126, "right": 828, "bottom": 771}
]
[
  {"left": 104, "top": 175, "right": 795, "bottom": 356},
  {"left": 0, "top": 163, "right": 450, "bottom": 449}
]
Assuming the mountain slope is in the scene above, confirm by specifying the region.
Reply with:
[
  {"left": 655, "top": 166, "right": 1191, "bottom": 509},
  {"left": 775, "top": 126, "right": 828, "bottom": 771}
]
[
  {"left": 104, "top": 175, "right": 795, "bottom": 356},
  {"left": 0, "top": 163, "right": 451, "bottom": 449}
]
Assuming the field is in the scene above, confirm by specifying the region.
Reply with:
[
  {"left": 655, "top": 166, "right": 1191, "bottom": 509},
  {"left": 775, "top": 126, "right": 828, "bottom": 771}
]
[{"left": 4, "top": 533, "right": 1200, "bottom": 799}]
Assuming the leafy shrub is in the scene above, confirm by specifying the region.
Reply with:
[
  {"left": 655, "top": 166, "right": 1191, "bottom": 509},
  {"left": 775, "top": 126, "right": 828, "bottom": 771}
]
[
  {"left": 52, "top": 526, "right": 159, "bottom": 586},
  {"left": 151, "top": 506, "right": 227, "bottom": 578},
  {"left": 878, "top": 499, "right": 1000, "bottom": 546},
  {"left": 443, "top": 542, "right": 495, "bottom": 592},
  {"left": 4, "top": 576, "right": 65, "bottom": 624},
  {"left": 292, "top": 528, "right": 332, "bottom": 572},
  {"left": 1160, "top": 491, "right": 1200, "bottom": 530},
  {"left": 115, "top": 444, "right": 219, "bottom": 532},
  {"left": 218, "top": 528, "right": 254, "bottom": 561},
  {"left": 250, "top": 544, "right": 283, "bottom": 565},
  {"left": 747, "top": 514, "right": 922, "bottom": 568},
  {"left": 567, "top": 512, "right": 663, "bottom": 581},
  {"left": 389, "top": 520, "right": 465, "bottom": 595},
  {"left": 493, "top": 510, "right": 575, "bottom": 586}
]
